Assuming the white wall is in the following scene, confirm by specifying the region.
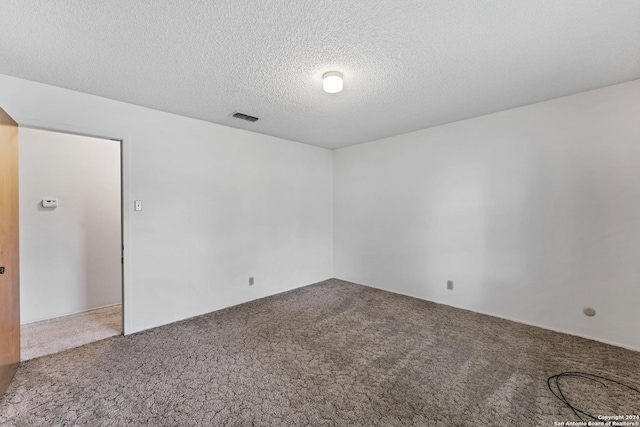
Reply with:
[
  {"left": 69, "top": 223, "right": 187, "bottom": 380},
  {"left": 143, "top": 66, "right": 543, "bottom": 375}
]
[
  {"left": 19, "top": 128, "right": 121, "bottom": 324},
  {"left": 4, "top": 72, "right": 637, "bottom": 350},
  {"left": 0, "top": 74, "right": 333, "bottom": 334},
  {"left": 334, "top": 80, "right": 640, "bottom": 351}
]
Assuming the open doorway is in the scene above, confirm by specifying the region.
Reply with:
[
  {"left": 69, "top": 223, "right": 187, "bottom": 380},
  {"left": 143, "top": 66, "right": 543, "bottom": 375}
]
[{"left": 18, "top": 127, "right": 123, "bottom": 360}]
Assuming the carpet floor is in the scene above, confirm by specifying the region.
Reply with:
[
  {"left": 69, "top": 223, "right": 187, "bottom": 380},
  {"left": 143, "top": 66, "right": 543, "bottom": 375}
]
[
  {"left": 1, "top": 279, "right": 638, "bottom": 426},
  {"left": 20, "top": 305, "right": 122, "bottom": 361}
]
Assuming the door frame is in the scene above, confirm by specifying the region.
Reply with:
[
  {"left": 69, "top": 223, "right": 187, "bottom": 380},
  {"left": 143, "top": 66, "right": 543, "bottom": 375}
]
[{"left": 18, "top": 120, "right": 131, "bottom": 335}]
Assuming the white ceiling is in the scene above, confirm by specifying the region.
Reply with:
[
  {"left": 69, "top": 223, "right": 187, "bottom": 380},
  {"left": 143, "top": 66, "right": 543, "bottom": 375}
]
[{"left": 2, "top": 1, "right": 640, "bottom": 149}]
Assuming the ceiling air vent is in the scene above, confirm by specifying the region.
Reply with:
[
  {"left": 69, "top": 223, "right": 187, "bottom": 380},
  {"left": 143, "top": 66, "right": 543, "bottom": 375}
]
[{"left": 232, "top": 112, "right": 259, "bottom": 122}]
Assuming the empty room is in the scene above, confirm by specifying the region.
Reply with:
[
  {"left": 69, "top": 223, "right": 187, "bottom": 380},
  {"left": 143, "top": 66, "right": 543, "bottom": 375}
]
[{"left": 1, "top": 1, "right": 639, "bottom": 426}]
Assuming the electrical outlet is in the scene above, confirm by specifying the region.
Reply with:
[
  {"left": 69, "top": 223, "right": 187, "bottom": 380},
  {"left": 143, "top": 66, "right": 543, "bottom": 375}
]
[
  {"left": 249, "top": 277, "right": 254, "bottom": 286},
  {"left": 447, "top": 280, "right": 453, "bottom": 290}
]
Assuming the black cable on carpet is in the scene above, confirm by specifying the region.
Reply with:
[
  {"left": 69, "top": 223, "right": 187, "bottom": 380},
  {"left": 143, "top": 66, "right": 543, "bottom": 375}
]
[{"left": 547, "top": 371, "right": 640, "bottom": 422}]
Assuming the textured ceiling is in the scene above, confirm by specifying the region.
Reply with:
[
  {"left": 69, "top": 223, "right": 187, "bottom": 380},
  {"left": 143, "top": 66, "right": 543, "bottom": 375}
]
[{"left": 2, "top": 1, "right": 640, "bottom": 149}]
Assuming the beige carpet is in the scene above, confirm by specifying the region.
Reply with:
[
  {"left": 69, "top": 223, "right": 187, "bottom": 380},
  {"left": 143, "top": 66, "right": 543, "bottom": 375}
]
[
  {"left": 20, "top": 305, "right": 122, "bottom": 361},
  {"left": 1, "top": 280, "right": 639, "bottom": 426}
]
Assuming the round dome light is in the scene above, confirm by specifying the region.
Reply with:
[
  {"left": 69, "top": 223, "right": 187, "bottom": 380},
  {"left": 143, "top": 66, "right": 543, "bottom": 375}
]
[{"left": 323, "top": 71, "right": 343, "bottom": 93}]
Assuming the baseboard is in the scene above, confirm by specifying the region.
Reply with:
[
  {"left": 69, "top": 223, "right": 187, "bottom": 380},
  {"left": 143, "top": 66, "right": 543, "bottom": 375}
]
[
  {"left": 333, "top": 277, "right": 640, "bottom": 353},
  {"left": 125, "top": 277, "right": 334, "bottom": 336},
  {"left": 21, "top": 303, "right": 121, "bottom": 326}
]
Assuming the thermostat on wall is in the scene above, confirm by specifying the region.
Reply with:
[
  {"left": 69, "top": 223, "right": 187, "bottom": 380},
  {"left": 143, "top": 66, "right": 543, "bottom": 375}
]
[{"left": 42, "top": 199, "right": 58, "bottom": 208}]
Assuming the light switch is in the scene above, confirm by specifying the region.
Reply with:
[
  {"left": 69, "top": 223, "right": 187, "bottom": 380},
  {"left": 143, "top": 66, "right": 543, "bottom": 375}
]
[
  {"left": 42, "top": 199, "right": 58, "bottom": 208},
  {"left": 134, "top": 200, "right": 143, "bottom": 211}
]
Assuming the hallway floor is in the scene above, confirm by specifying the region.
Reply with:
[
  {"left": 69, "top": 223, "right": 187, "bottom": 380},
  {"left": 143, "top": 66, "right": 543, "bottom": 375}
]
[{"left": 20, "top": 305, "right": 122, "bottom": 361}]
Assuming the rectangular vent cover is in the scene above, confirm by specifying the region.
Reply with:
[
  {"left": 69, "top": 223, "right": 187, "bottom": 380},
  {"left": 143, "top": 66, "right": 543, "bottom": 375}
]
[{"left": 232, "top": 112, "right": 259, "bottom": 122}]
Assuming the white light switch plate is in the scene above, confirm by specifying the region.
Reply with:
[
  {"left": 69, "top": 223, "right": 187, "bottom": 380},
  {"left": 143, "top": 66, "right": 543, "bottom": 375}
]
[{"left": 134, "top": 200, "right": 143, "bottom": 211}]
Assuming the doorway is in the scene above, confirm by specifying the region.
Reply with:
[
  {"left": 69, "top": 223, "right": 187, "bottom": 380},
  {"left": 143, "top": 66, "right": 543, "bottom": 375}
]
[{"left": 18, "top": 127, "right": 123, "bottom": 360}]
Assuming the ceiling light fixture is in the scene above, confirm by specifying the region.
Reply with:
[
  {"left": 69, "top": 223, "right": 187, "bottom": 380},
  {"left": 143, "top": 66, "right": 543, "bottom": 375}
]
[{"left": 323, "top": 71, "right": 343, "bottom": 93}]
